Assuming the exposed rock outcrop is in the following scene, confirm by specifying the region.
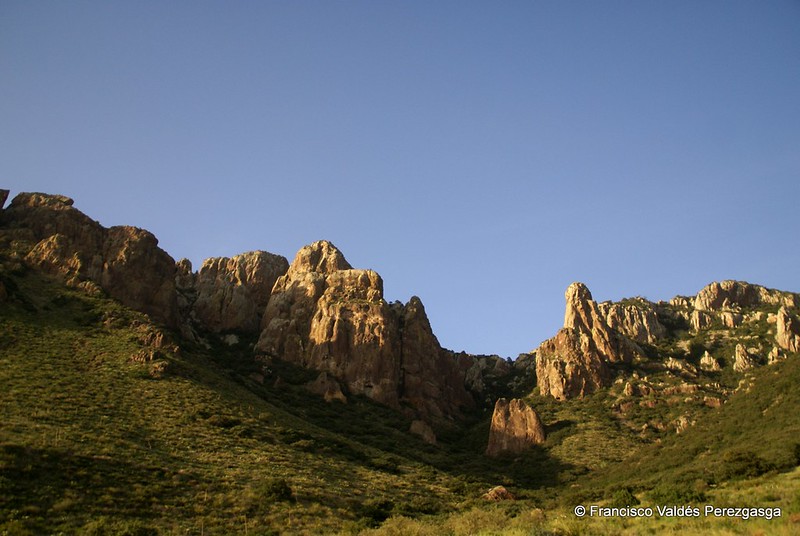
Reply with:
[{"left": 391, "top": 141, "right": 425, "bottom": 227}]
[
  {"left": 733, "top": 344, "right": 758, "bottom": 372},
  {"left": 694, "top": 280, "right": 797, "bottom": 311},
  {"left": 7, "top": 193, "right": 179, "bottom": 327},
  {"left": 485, "top": 398, "right": 545, "bottom": 457},
  {"left": 699, "top": 351, "right": 721, "bottom": 372},
  {"left": 306, "top": 372, "right": 347, "bottom": 403},
  {"left": 775, "top": 307, "right": 800, "bottom": 353},
  {"left": 190, "top": 251, "right": 288, "bottom": 333},
  {"left": 598, "top": 299, "right": 666, "bottom": 344},
  {"left": 535, "top": 283, "right": 640, "bottom": 400},
  {"left": 255, "top": 240, "right": 473, "bottom": 419},
  {"left": 0, "top": 189, "right": 9, "bottom": 210}
]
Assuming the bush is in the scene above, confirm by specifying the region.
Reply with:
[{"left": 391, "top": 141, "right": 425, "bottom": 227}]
[
  {"left": 648, "top": 482, "right": 707, "bottom": 505},
  {"left": 258, "top": 477, "right": 294, "bottom": 502},
  {"left": 718, "top": 450, "right": 775, "bottom": 481},
  {"left": 608, "top": 487, "right": 640, "bottom": 508}
]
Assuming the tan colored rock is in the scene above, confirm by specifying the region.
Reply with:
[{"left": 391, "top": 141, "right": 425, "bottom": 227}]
[
  {"left": 699, "top": 351, "right": 721, "bottom": 372},
  {"left": 775, "top": 307, "right": 800, "bottom": 353},
  {"left": 9, "top": 193, "right": 179, "bottom": 327},
  {"left": 306, "top": 372, "right": 347, "bottom": 403},
  {"left": 694, "top": 280, "right": 797, "bottom": 311},
  {"left": 691, "top": 310, "right": 712, "bottom": 332},
  {"left": 485, "top": 398, "right": 546, "bottom": 457},
  {"left": 563, "top": 283, "right": 637, "bottom": 363},
  {"left": 191, "top": 251, "right": 288, "bottom": 333},
  {"left": 536, "top": 329, "right": 610, "bottom": 400},
  {"left": 733, "top": 343, "right": 758, "bottom": 372},
  {"left": 256, "top": 240, "right": 473, "bottom": 419},
  {"left": 482, "top": 486, "right": 516, "bottom": 501},
  {"left": 535, "top": 283, "right": 640, "bottom": 400},
  {"left": 409, "top": 420, "right": 437, "bottom": 445},
  {"left": 768, "top": 346, "right": 784, "bottom": 364},
  {"left": 720, "top": 312, "right": 743, "bottom": 328},
  {"left": 598, "top": 299, "right": 666, "bottom": 344}
]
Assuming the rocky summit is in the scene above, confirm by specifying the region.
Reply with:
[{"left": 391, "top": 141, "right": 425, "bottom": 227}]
[{"left": 256, "top": 240, "right": 474, "bottom": 420}]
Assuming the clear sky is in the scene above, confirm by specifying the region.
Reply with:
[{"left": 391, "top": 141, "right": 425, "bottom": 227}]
[{"left": 2, "top": 1, "right": 798, "bottom": 358}]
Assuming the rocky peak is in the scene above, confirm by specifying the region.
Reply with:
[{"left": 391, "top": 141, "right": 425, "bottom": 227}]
[
  {"left": 694, "top": 280, "right": 797, "bottom": 311},
  {"left": 598, "top": 299, "right": 666, "bottom": 344},
  {"left": 0, "top": 189, "right": 9, "bottom": 209},
  {"left": 5, "top": 193, "right": 178, "bottom": 327},
  {"left": 535, "top": 282, "right": 642, "bottom": 400},
  {"left": 289, "top": 240, "right": 351, "bottom": 274},
  {"left": 256, "top": 241, "right": 473, "bottom": 420},
  {"left": 485, "top": 398, "right": 546, "bottom": 457}
]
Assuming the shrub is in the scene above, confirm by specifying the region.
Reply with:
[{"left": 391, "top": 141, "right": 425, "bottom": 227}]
[
  {"left": 718, "top": 450, "right": 775, "bottom": 481},
  {"left": 608, "top": 487, "right": 640, "bottom": 508},
  {"left": 648, "top": 482, "right": 706, "bottom": 505}
]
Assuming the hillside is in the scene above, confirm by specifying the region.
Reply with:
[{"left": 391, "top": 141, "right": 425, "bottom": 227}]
[{"left": 1, "top": 189, "right": 800, "bottom": 535}]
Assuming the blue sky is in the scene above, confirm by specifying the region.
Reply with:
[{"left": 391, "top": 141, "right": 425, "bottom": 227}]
[{"left": 2, "top": 1, "right": 798, "bottom": 358}]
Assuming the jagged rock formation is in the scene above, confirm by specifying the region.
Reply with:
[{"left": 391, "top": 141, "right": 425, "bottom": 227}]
[
  {"left": 699, "top": 351, "right": 721, "bottom": 372},
  {"left": 598, "top": 299, "right": 666, "bottom": 344},
  {"left": 482, "top": 486, "right": 516, "bottom": 501},
  {"left": 255, "top": 240, "right": 473, "bottom": 419},
  {"left": 776, "top": 307, "right": 800, "bottom": 353},
  {"left": 535, "top": 283, "right": 640, "bottom": 400},
  {"left": 4, "top": 193, "right": 179, "bottom": 327},
  {"left": 485, "top": 398, "right": 545, "bottom": 457},
  {"left": 184, "top": 251, "right": 288, "bottom": 333},
  {"left": 694, "top": 280, "right": 797, "bottom": 311},
  {"left": 733, "top": 344, "right": 758, "bottom": 372}
]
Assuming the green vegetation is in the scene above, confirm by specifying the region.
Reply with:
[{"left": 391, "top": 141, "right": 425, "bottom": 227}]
[{"left": 1, "top": 268, "right": 799, "bottom": 534}]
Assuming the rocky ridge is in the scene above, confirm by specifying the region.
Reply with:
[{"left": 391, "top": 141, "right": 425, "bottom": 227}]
[{"left": 255, "top": 240, "right": 474, "bottom": 421}]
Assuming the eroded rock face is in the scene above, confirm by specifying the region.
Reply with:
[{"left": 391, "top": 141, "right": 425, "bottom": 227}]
[
  {"left": 306, "top": 372, "right": 347, "bottom": 403},
  {"left": 0, "top": 189, "right": 9, "bottom": 210},
  {"left": 191, "top": 251, "right": 288, "bottom": 333},
  {"left": 535, "top": 283, "right": 638, "bottom": 400},
  {"left": 256, "top": 240, "right": 473, "bottom": 419},
  {"left": 598, "top": 299, "right": 666, "bottom": 344},
  {"left": 694, "top": 280, "right": 797, "bottom": 311},
  {"left": 776, "top": 307, "right": 800, "bottom": 353},
  {"left": 733, "top": 344, "right": 758, "bottom": 372},
  {"left": 699, "top": 351, "right": 721, "bottom": 372},
  {"left": 8, "top": 193, "right": 178, "bottom": 327},
  {"left": 563, "top": 283, "right": 638, "bottom": 364},
  {"left": 485, "top": 398, "right": 545, "bottom": 457},
  {"left": 536, "top": 329, "right": 610, "bottom": 400}
]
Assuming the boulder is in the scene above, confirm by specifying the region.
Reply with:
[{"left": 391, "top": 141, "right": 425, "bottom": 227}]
[
  {"left": 482, "top": 486, "right": 516, "bottom": 501},
  {"left": 775, "top": 307, "right": 800, "bottom": 353},
  {"left": 485, "top": 398, "right": 545, "bottom": 457},
  {"left": 409, "top": 419, "right": 437, "bottom": 445},
  {"left": 306, "top": 371, "right": 347, "bottom": 403}
]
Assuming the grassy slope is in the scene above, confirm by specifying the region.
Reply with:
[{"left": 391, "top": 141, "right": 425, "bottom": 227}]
[
  {"left": 0, "top": 271, "right": 474, "bottom": 534},
  {"left": 2, "top": 267, "right": 800, "bottom": 535}
]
